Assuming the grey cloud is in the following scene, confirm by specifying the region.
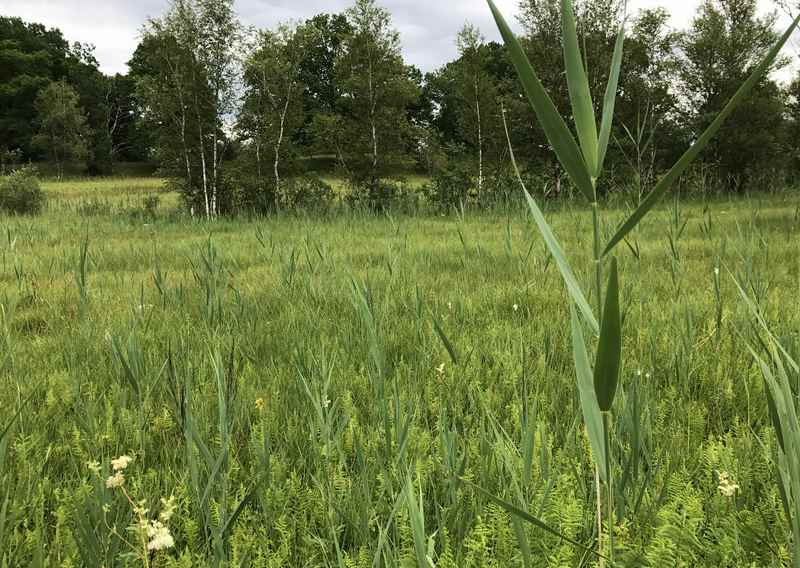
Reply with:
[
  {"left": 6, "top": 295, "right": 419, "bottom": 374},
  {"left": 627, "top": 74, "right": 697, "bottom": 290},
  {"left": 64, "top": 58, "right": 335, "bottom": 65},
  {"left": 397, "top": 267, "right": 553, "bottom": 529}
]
[{"left": 1, "top": 0, "right": 792, "bottom": 76}]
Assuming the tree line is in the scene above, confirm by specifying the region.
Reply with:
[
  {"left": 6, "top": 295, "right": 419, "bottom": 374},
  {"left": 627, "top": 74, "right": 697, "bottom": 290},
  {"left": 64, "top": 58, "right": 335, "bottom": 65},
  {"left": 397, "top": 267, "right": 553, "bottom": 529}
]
[{"left": 1, "top": 0, "right": 799, "bottom": 215}]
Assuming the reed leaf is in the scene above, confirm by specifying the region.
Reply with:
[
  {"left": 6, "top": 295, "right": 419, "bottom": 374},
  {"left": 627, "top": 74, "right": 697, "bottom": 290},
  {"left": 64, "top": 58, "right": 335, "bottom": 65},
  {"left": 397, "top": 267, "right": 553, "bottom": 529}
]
[
  {"left": 561, "top": 0, "right": 599, "bottom": 177},
  {"left": 597, "top": 19, "right": 625, "bottom": 175},
  {"left": 523, "top": 189, "right": 599, "bottom": 333},
  {"left": 594, "top": 257, "right": 621, "bottom": 412},
  {"left": 487, "top": 0, "right": 595, "bottom": 201},
  {"left": 571, "top": 304, "right": 607, "bottom": 481}
]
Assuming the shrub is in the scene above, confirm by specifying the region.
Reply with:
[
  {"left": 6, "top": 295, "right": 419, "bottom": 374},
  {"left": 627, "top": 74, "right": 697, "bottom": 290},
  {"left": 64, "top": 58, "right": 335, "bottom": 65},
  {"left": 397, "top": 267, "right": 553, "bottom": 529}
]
[
  {"left": 0, "top": 167, "right": 46, "bottom": 215},
  {"left": 346, "top": 180, "right": 420, "bottom": 213},
  {"left": 425, "top": 162, "right": 473, "bottom": 210},
  {"left": 279, "top": 177, "right": 335, "bottom": 212}
]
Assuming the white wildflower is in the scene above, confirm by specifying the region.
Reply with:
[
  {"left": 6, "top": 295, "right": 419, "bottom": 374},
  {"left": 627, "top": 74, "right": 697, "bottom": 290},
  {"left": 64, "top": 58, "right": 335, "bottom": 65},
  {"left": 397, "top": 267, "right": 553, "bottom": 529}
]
[
  {"left": 513, "top": 304, "right": 519, "bottom": 312},
  {"left": 146, "top": 520, "right": 174, "bottom": 551},
  {"left": 714, "top": 267, "right": 720, "bottom": 276},
  {"left": 105, "top": 472, "right": 125, "bottom": 489},
  {"left": 321, "top": 397, "right": 331, "bottom": 409},
  {"left": 111, "top": 455, "right": 133, "bottom": 471},
  {"left": 718, "top": 471, "right": 740, "bottom": 497},
  {"left": 87, "top": 461, "right": 102, "bottom": 475},
  {"left": 159, "top": 496, "right": 177, "bottom": 522},
  {"left": 447, "top": 302, "right": 453, "bottom": 311}
]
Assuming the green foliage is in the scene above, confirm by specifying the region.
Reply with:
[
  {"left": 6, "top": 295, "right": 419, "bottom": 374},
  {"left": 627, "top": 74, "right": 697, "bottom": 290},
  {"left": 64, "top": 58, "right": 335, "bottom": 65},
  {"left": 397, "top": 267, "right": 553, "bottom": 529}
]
[
  {"left": 0, "top": 167, "right": 46, "bottom": 215},
  {"left": 680, "top": 0, "right": 789, "bottom": 186},
  {"left": 32, "top": 81, "right": 89, "bottom": 180},
  {"left": 424, "top": 162, "right": 474, "bottom": 210},
  {"left": 0, "top": 176, "right": 799, "bottom": 564},
  {"left": 279, "top": 177, "right": 335, "bottom": 212}
]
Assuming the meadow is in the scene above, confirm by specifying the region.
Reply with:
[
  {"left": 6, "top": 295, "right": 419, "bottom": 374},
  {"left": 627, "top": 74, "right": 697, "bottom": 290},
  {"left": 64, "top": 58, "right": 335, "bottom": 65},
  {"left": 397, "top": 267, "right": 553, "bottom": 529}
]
[{"left": 0, "top": 177, "right": 798, "bottom": 566}]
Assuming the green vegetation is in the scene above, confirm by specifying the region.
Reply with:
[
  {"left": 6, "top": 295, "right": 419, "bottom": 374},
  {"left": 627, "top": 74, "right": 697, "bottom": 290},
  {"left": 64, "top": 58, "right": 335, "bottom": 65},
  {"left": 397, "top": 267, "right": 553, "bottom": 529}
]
[
  {"left": 0, "top": 177, "right": 797, "bottom": 565},
  {"left": 3, "top": 0, "right": 800, "bottom": 565}
]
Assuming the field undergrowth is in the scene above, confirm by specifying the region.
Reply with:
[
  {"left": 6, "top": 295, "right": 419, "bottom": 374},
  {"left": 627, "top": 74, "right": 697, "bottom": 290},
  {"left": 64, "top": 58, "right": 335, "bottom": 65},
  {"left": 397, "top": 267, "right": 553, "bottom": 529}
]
[{"left": 1, "top": 178, "right": 799, "bottom": 566}]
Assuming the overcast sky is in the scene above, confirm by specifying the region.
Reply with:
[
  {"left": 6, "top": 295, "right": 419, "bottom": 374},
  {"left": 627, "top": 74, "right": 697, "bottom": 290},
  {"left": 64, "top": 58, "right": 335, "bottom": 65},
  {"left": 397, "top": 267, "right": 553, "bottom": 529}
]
[{"left": 2, "top": 0, "right": 797, "bottom": 77}]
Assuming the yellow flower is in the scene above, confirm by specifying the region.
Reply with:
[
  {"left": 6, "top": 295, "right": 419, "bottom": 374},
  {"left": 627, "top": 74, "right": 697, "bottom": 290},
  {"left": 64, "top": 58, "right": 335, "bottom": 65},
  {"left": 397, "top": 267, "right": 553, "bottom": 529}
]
[{"left": 255, "top": 398, "right": 265, "bottom": 411}]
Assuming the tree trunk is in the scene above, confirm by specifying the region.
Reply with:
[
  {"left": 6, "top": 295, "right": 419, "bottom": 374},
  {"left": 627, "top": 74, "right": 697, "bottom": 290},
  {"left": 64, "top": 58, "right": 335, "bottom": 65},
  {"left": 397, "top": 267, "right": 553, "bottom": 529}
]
[
  {"left": 475, "top": 76, "right": 483, "bottom": 203},
  {"left": 368, "top": 59, "right": 378, "bottom": 193},
  {"left": 274, "top": 97, "right": 289, "bottom": 210}
]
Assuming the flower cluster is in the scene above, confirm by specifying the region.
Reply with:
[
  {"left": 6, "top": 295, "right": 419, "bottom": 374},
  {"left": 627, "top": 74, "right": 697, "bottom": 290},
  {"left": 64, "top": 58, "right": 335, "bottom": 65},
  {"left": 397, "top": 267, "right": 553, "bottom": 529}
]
[
  {"left": 93, "top": 455, "right": 177, "bottom": 555},
  {"left": 134, "top": 496, "right": 177, "bottom": 551},
  {"left": 717, "top": 471, "right": 740, "bottom": 497},
  {"left": 105, "top": 454, "right": 132, "bottom": 488}
]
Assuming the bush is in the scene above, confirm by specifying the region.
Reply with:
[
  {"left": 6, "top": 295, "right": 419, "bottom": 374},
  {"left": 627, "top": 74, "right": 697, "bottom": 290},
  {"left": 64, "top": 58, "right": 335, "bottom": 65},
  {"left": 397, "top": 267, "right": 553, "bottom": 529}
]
[
  {"left": 424, "top": 162, "right": 474, "bottom": 210},
  {"left": 280, "top": 177, "right": 335, "bottom": 212},
  {"left": 0, "top": 167, "right": 46, "bottom": 215},
  {"left": 346, "top": 179, "right": 420, "bottom": 213}
]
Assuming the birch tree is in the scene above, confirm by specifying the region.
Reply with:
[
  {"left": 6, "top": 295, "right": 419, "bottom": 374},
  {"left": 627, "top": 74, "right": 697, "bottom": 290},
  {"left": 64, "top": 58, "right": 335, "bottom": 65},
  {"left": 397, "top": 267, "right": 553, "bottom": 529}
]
[
  {"left": 332, "top": 0, "right": 419, "bottom": 193},
  {"left": 136, "top": 0, "right": 240, "bottom": 218},
  {"left": 240, "top": 24, "right": 309, "bottom": 205},
  {"left": 32, "top": 80, "right": 88, "bottom": 180}
]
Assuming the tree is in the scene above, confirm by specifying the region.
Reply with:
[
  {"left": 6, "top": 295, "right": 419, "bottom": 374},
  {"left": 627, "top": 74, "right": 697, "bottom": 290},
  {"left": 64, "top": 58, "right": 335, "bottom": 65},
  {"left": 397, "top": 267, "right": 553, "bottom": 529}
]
[
  {"left": 32, "top": 80, "right": 89, "bottom": 180},
  {"left": 455, "top": 25, "right": 491, "bottom": 197},
  {"left": 0, "top": 17, "right": 73, "bottom": 159},
  {"left": 104, "top": 73, "right": 151, "bottom": 163},
  {"left": 425, "top": 34, "right": 511, "bottom": 200},
  {"left": 239, "top": 23, "right": 309, "bottom": 202},
  {"left": 610, "top": 9, "right": 683, "bottom": 192},
  {"left": 296, "top": 13, "right": 353, "bottom": 150},
  {"left": 136, "top": 0, "right": 241, "bottom": 217},
  {"left": 319, "top": 0, "right": 419, "bottom": 193},
  {"left": 788, "top": 73, "right": 800, "bottom": 176},
  {"left": 680, "top": 0, "right": 788, "bottom": 186}
]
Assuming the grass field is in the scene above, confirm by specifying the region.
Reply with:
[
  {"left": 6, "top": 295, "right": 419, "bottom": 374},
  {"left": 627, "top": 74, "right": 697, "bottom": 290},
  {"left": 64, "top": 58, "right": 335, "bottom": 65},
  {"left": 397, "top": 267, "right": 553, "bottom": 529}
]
[{"left": 1, "top": 177, "right": 799, "bottom": 566}]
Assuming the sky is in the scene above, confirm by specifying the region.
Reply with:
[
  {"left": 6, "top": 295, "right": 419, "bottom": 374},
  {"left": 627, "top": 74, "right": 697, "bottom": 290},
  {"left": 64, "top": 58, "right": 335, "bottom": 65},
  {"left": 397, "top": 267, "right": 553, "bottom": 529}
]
[{"left": 1, "top": 0, "right": 797, "bottom": 77}]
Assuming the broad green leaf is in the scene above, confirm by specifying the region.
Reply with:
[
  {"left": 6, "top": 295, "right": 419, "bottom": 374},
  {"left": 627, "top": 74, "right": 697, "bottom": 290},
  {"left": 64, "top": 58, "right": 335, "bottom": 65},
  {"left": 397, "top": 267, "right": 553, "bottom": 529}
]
[
  {"left": 594, "top": 257, "right": 621, "bottom": 411},
  {"left": 562, "top": 0, "right": 599, "bottom": 177},
  {"left": 603, "top": 12, "right": 800, "bottom": 256},
  {"left": 524, "top": 189, "right": 599, "bottom": 334},
  {"left": 487, "top": 0, "right": 595, "bottom": 202},
  {"left": 571, "top": 304, "right": 607, "bottom": 482},
  {"left": 597, "top": 19, "right": 625, "bottom": 175}
]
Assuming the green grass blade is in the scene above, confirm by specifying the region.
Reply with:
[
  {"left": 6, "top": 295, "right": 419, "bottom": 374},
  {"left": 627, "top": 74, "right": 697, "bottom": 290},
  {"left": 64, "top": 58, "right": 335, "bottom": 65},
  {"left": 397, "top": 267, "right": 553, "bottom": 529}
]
[
  {"left": 432, "top": 315, "right": 460, "bottom": 365},
  {"left": 461, "top": 477, "right": 603, "bottom": 557},
  {"left": 404, "top": 475, "right": 431, "bottom": 568},
  {"left": 603, "top": 12, "right": 800, "bottom": 256},
  {"left": 597, "top": 19, "right": 625, "bottom": 175},
  {"left": 562, "top": 0, "right": 598, "bottom": 176},
  {"left": 593, "top": 258, "right": 621, "bottom": 411},
  {"left": 0, "top": 387, "right": 37, "bottom": 447},
  {"left": 733, "top": 271, "right": 799, "bottom": 373},
  {"left": 570, "top": 304, "right": 607, "bottom": 481},
  {"left": 487, "top": 0, "right": 595, "bottom": 201},
  {"left": 523, "top": 189, "right": 599, "bottom": 334}
]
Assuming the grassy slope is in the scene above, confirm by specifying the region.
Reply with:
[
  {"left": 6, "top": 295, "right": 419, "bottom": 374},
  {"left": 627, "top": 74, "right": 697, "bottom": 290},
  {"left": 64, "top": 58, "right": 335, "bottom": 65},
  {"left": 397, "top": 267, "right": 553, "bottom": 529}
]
[{"left": 1, "top": 178, "right": 798, "bottom": 565}]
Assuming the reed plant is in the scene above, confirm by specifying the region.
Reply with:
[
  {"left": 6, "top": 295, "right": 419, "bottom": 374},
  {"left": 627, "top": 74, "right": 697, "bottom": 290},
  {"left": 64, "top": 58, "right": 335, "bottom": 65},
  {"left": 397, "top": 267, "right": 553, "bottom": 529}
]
[{"left": 486, "top": 0, "right": 800, "bottom": 561}]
